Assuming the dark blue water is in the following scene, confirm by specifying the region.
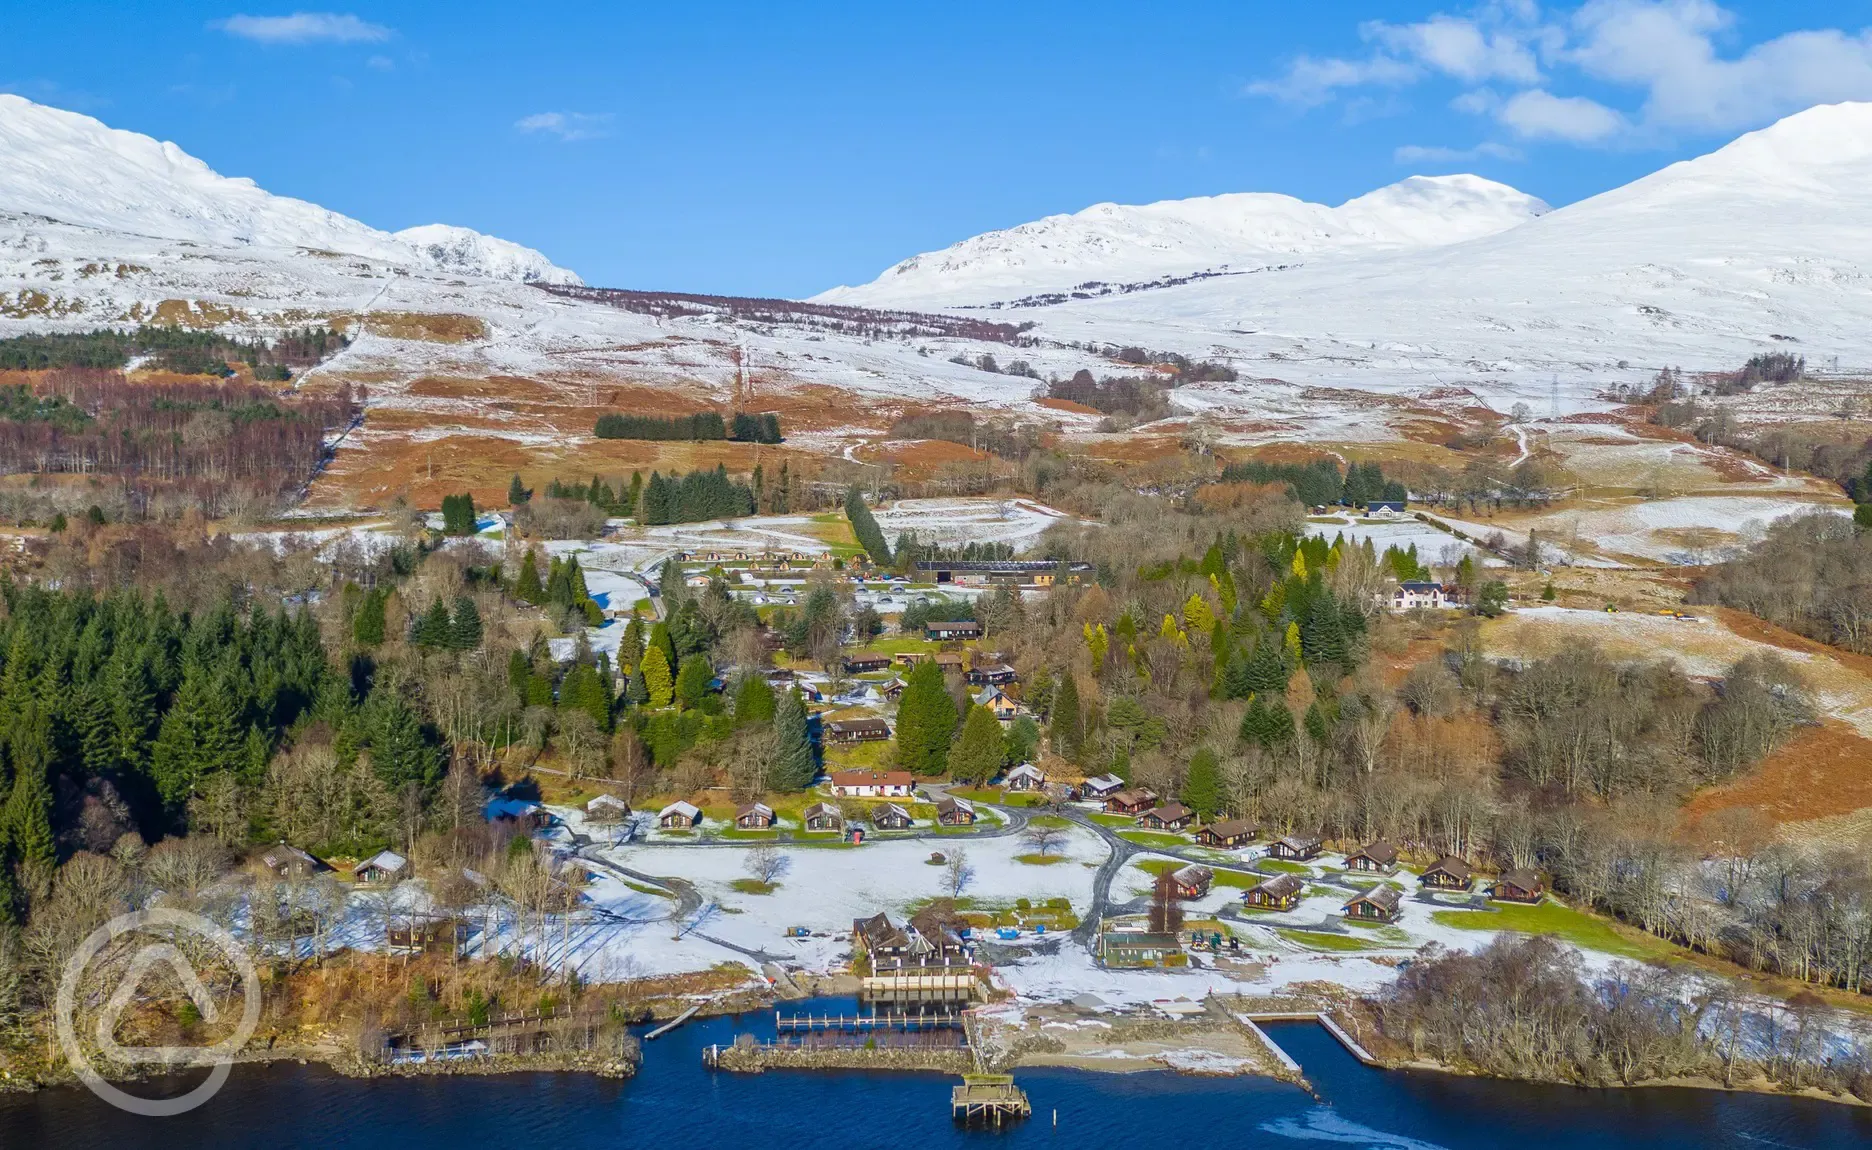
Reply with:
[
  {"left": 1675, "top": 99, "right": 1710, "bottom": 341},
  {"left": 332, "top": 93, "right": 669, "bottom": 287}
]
[{"left": 2, "top": 1007, "right": 1866, "bottom": 1149}]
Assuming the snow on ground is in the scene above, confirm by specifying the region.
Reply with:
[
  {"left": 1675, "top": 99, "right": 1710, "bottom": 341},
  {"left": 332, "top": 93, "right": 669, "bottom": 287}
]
[
  {"left": 873, "top": 498, "right": 1069, "bottom": 554},
  {"left": 1302, "top": 517, "right": 1484, "bottom": 568},
  {"left": 1516, "top": 496, "right": 1849, "bottom": 565}
]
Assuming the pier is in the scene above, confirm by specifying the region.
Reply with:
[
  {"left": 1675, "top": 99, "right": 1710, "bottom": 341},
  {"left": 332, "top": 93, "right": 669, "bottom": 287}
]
[
  {"left": 774, "top": 1008, "right": 962, "bottom": 1033},
  {"left": 645, "top": 1004, "right": 701, "bottom": 1041},
  {"left": 951, "top": 1074, "right": 1030, "bottom": 1125}
]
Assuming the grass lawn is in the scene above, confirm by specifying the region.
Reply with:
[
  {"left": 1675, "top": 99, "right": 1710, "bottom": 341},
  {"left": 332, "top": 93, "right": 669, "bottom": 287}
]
[
  {"left": 1432, "top": 900, "right": 1682, "bottom": 962},
  {"left": 621, "top": 882, "right": 674, "bottom": 899},
  {"left": 1015, "top": 853, "right": 1070, "bottom": 865},
  {"left": 1257, "top": 859, "right": 1312, "bottom": 874},
  {"left": 1117, "top": 830, "right": 1191, "bottom": 849},
  {"left": 717, "top": 828, "right": 781, "bottom": 841},
  {"left": 949, "top": 787, "right": 1006, "bottom": 803},
  {"left": 854, "top": 635, "right": 946, "bottom": 656},
  {"left": 1278, "top": 928, "right": 1380, "bottom": 953},
  {"left": 729, "top": 879, "right": 777, "bottom": 895},
  {"left": 1026, "top": 815, "right": 1071, "bottom": 829},
  {"left": 822, "top": 740, "right": 895, "bottom": 770}
]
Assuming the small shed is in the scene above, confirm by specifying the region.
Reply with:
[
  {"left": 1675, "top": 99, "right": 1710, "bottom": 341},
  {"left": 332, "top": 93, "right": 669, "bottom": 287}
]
[
  {"left": 354, "top": 850, "right": 409, "bottom": 885},
  {"left": 735, "top": 802, "right": 776, "bottom": 830},
  {"left": 658, "top": 801, "right": 703, "bottom": 829},
  {"left": 1194, "top": 819, "right": 1256, "bottom": 849},
  {"left": 1342, "top": 885, "right": 1402, "bottom": 924},
  {"left": 1344, "top": 840, "right": 1399, "bottom": 874},
  {"left": 935, "top": 796, "right": 977, "bottom": 826},
  {"left": 802, "top": 801, "right": 844, "bottom": 831},
  {"left": 1490, "top": 869, "right": 1546, "bottom": 904},
  {"left": 1105, "top": 788, "right": 1158, "bottom": 816},
  {"left": 1004, "top": 763, "right": 1046, "bottom": 791},
  {"left": 387, "top": 916, "right": 468, "bottom": 957},
  {"left": 585, "top": 794, "right": 632, "bottom": 822},
  {"left": 1241, "top": 872, "right": 1304, "bottom": 911},
  {"left": 1170, "top": 864, "right": 1214, "bottom": 899},
  {"left": 1268, "top": 833, "right": 1323, "bottom": 862},
  {"left": 871, "top": 802, "right": 913, "bottom": 830},
  {"left": 1419, "top": 856, "right": 1474, "bottom": 891},
  {"left": 1137, "top": 802, "right": 1196, "bottom": 831}
]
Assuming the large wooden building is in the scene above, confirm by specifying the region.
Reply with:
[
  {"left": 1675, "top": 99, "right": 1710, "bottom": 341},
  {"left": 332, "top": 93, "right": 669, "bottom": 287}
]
[{"left": 1241, "top": 872, "right": 1304, "bottom": 911}]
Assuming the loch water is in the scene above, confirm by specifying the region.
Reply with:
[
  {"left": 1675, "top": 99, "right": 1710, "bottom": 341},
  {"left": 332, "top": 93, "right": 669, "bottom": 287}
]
[{"left": 3, "top": 1006, "right": 1867, "bottom": 1149}]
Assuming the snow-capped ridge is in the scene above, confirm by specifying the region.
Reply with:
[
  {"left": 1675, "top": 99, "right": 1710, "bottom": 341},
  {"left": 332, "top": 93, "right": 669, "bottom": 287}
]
[
  {"left": 817, "top": 173, "right": 1548, "bottom": 309},
  {"left": 0, "top": 94, "right": 579, "bottom": 284}
]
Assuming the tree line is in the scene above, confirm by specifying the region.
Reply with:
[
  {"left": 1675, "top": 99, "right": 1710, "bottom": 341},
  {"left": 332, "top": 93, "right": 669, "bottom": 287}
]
[
  {"left": 1217, "top": 457, "right": 1408, "bottom": 508},
  {"left": 0, "top": 324, "right": 347, "bottom": 377},
  {"left": 592, "top": 411, "right": 781, "bottom": 443}
]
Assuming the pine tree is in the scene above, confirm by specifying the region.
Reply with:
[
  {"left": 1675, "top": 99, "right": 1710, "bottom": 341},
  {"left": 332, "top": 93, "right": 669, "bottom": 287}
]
[
  {"left": 1051, "top": 673, "right": 1084, "bottom": 763},
  {"left": 844, "top": 486, "right": 892, "bottom": 565},
  {"left": 449, "top": 596, "right": 483, "bottom": 650},
  {"left": 353, "top": 587, "right": 386, "bottom": 646},
  {"left": 4, "top": 765, "right": 53, "bottom": 864},
  {"left": 675, "top": 655, "right": 713, "bottom": 710},
  {"left": 626, "top": 664, "right": 649, "bottom": 706},
  {"left": 508, "top": 473, "right": 531, "bottom": 505},
  {"left": 620, "top": 615, "right": 646, "bottom": 671},
  {"left": 894, "top": 658, "right": 958, "bottom": 776},
  {"left": 734, "top": 674, "right": 776, "bottom": 727},
  {"left": 1239, "top": 695, "right": 1296, "bottom": 749},
  {"left": 946, "top": 704, "right": 1004, "bottom": 784},
  {"left": 1181, "top": 747, "right": 1222, "bottom": 819},
  {"left": 649, "top": 621, "right": 677, "bottom": 674},
  {"left": 642, "top": 647, "right": 674, "bottom": 708},
  {"left": 364, "top": 692, "right": 440, "bottom": 791},
  {"left": 769, "top": 688, "right": 815, "bottom": 791},
  {"left": 415, "top": 599, "right": 452, "bottom": 648},
  {"left": 515, "top": 550, "right": 545, "bottom": 605}
]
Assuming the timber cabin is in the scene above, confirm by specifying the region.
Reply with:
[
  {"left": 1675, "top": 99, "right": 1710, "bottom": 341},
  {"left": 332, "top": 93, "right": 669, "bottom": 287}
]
[
  {"left": 1344, "top": 840, "right": 1399, "bottom": 874},
  {"left": 658, "top": 801, "right": 703, "bottom": 829},
  {"left": 354, "top": 850, "right": 410, "bottom": 885},
  {"left": 735, "top": 802, "right": 776, "bottom": 829},
  {"left": 842, "top": 653, "right": 892, "bottom": 675},
  {"left": 965, "top": 662, "right": 1018, "bottom": 686},
  {"left": 386, "top": 916, "right": 469, "bottom": 958},
  {"left": 1004, "top": 762, "right": 1046, "bottom": 791},
  {"left": 972, "top": 686, "right": 1020, "bottom": 721},
  {"left": 913, "top": 559, "right": 1089, "bottom": 589},
  {"left": 1105, "top": 788, "right": 1158, "bottom": 816},
  {"left": 926, "top": 620, "right": 984, "bottom": 641},
  {"left": 935, "top": 797, "right": 977, "bottom": 826},
  {"left": 1137, "top": 802, "right": 1196, "bottom": 831},
  {"left": 830, "top": 769, "right": 914, "bottom": 797},
  {"left": 897, "top": 650, "right": 964, "bottom": 673},
  {"left": 1490, "top": 869, "right": 1546, "bottom": 904},
  {"left": 1169, "top": 864, "right": 1214, "bottom": 899},
  {"left": 585, "top": 794, "right": 632, "bottom": 822},
  {"left": 261, "top": 843, "right": 329, "bottom": 878},
  {"left": 1342, "top": 886, "right": 1402, "bottom": 924},
  {"left": 802, "top": 801, "right": 844, "bottom": 831},
  {"left": 871, "top": 803, "right": 913, "bottom": 830},
  {"left": 826, "top": 717, "right": 892, "bottom": 744},
  {"left": 1194, "top": 819, "right": 1256, "bottom": 849},
  {"left": 1419, "top": 856, "right": 1474, "bottom": 891},
  {"left": 1081, "top": 774, "right": 1124, "bottom": 800},
  {"left": 1241, "top": 872, "right": 1304, "bottom": 911},
  {"left": 1268, "top": 833, "right": 1324, "bottom": 862},
  {"left": 1097, "top": 929, "right": 1183, "bottom": 968}
]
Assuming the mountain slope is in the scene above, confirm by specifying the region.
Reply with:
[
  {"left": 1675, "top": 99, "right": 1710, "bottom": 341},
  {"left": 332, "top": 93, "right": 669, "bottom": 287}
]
[
  {"left": 0, "top": 94, "right": 577, "bottom": 283},
  {"left": 816, "top": 174, "right": 1548, "bottom": 309}
]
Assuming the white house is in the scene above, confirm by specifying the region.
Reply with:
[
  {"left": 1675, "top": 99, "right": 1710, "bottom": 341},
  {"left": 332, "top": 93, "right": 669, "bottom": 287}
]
[
  {"left": 829, "top": 770, "right": 915, "bottom": 797},
  {"left": 658, "top": 801, "right": 703, "bottom": 828},
  {"left": 1004, "top": 762, "right": 1046, "bottom": 791},
  {"left": 1389, "top": 581, "right": 1454, "bottom": 610}
]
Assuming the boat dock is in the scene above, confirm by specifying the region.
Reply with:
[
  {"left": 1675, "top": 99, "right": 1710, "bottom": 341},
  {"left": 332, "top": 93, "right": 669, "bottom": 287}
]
[
  {"left": 774, "top": 1008, "right": 961, "bottom": 1033},
  {"left": 951, "top": 1074, "right": 1030, "bottom": 1125},
  {"left": 645, "top": 1004, "right": 701, "bottom": 1041}
]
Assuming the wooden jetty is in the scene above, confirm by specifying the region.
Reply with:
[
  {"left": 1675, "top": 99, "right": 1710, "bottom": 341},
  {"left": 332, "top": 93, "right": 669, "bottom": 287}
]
[
  {"left": 774, "top": 1008, "right": 961, "bottom": 1033},
  {"left": 645, "top": 1003, "right": 701, "bottom": 1041},
  {"left": 951, "top": 1074, "right": 1030, "bottom": 1125}
]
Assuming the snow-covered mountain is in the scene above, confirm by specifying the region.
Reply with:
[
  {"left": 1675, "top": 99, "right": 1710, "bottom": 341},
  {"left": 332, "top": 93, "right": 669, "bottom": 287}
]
[
  {"left": 0, "top": 95, "right": 578, "bottom": 284},
  {"left": 817, "top": 174, "right": 1549, "bottom": 309}
]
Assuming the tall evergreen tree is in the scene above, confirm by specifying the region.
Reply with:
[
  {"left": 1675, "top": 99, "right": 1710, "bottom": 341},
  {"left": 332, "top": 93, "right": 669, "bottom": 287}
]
[
  {"left": 415, "top": 599, "right": 452, "bottom": 648},
  {"left": 946, "top": 704, "right": 1004, "bottom": 784},
  {"left": 734, "top": 674, "right": 777, "bottom": 727},
  {"left": 675, "top": 654, "right": 713, "bottom": 710},
  {"left": 3, "top": 765, "right": 53, "bottom": 864},
  {"left": 641, "top": 647, "right": 674, "bottom": 708},
  {"left": 449, "top": 596, "right": 483, "bottom": 650},
  {"left": 515, "top": 550, "right": 545, "bottom": 605},
  {"left": 769, "top": 688, "right": 815, "bottom": 791},
  {"left": 1051, "top": 673, "right": 1084, "bottom": 763},
  {"left": 844, "top": 486, "right": 892, "bottom": 565},
  {"left": 1181, "top": 747, "right": 1222, "bottom": 819},
  {"left": 507, "top": 473, "right": 532, "bottom": 505},
  {"left": 894, "top": 659, "right": 958, "bottom": 776},
  {"left": 353, "top": 587, "right": 387, "bottom": 646}
]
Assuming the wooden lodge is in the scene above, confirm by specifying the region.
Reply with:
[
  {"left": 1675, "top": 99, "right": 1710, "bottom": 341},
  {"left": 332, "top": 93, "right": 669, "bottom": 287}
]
[
  {"left": 1344, "top": 840, "right": 1399, "bottom": 874},
  {"left": 965, "top": 661, "right": 1018, "bottom": 687},
  {"left": 658, "top": 801, "right": 703, "bottom": 829},
  {"left": 1419, "top": 856, "right": 1474, "bottom": 891},
  {"left": 1137, "top": 802, "right": 1196, "bottom": 831},
  {"left": 387, "top": 916, "right": 469, "bottom": 957},
  {"left": 1169, "top": 864, "right": 1214, "bottom": 899},
  {"left": 354, "top": 850, "right": 410, "bottom": 885},
  {"left": 926, "top": 620, "right": 983, "bottom": 641},
  {"left": 1081, "top": 773, "right": 1124, "bottom": 799},
  {"left": 261, "top": 842, "right": 329, "bottom": 878},
  {"left": 830, "top": 769, "right": 914, "bottom": 797},
  {"left": 826, "top": 717, "right": 892, "bottom": 744},
  {"left": 915, "top": 559, "right": 1090, "bottom": 589},
  {"left": 842, "top": 653, "right": 893, "bottom": 675},
  {"left": 1097, "top": 928, "right": 1183, "bottom": 968},
  {"left": 935, "top": 797, "right": 977, "bottom": 826},
  {"left": 1241, "top": 872, "right": 1304, "bottom": 911},
  {"left": 1194, "top": 819, "right": 1256, "bottom": 849},
  {"left": 972, "top": 685, "right": 1020, "bottom": 721},
  {"left": 585, "top": 794, "right": 632, "bottom": 823},
  {"left": 1342, "top": 886, "right": 1402, "bottom": 924},
  {"left": 735, "top": 802, "right": 776, "bottom": 829},
  {"left": 1003, "top": 762, "right": 1046, "bottom": 791},
  {"left": 1105, "top": 788, "right": 1158, "bottom": 816},
  {"left": 1490, "top": 869, "right": 1546, "bottom": 904},
  {"left": 802, "top": 801, "right": 844, "bottom": 831},
  {"left": 896, "top": 650, "right": 964, "bottom": 672},
  {"left": 871, "top": 803, "right": 913, "bottom": 830},
  {"left": 1268, "top": 833, "right": 1323, "bottom": 862}
]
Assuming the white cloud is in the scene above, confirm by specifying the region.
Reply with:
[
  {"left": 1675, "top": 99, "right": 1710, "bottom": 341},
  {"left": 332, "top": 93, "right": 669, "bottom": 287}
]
[
  {"left": 1245, "top": 54, "right": 1419, "bottom": 106},
  {"left": 1394, "top": 141, "right": 1524, "bottom": 162},
  {"left": 1569, "top": 0, "right": 1872, "bottom": 132},
  {"left": 1498, "top": 88, "right": 1627, "bottom": 141},
  {"left": 213, "top": 13, "right": 392, "bottom": 44},
  {"left": 516, "top": 111, "right": 613, "bottom": 142},
  {"left": 1366, "top": 14, "right": 1543, "bottom": 85}
]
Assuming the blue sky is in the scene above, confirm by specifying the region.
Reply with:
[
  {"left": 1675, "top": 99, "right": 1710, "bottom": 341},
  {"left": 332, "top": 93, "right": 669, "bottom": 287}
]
[{"left": 5, "top": 2, "right": 1872, "bottom": 295}]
